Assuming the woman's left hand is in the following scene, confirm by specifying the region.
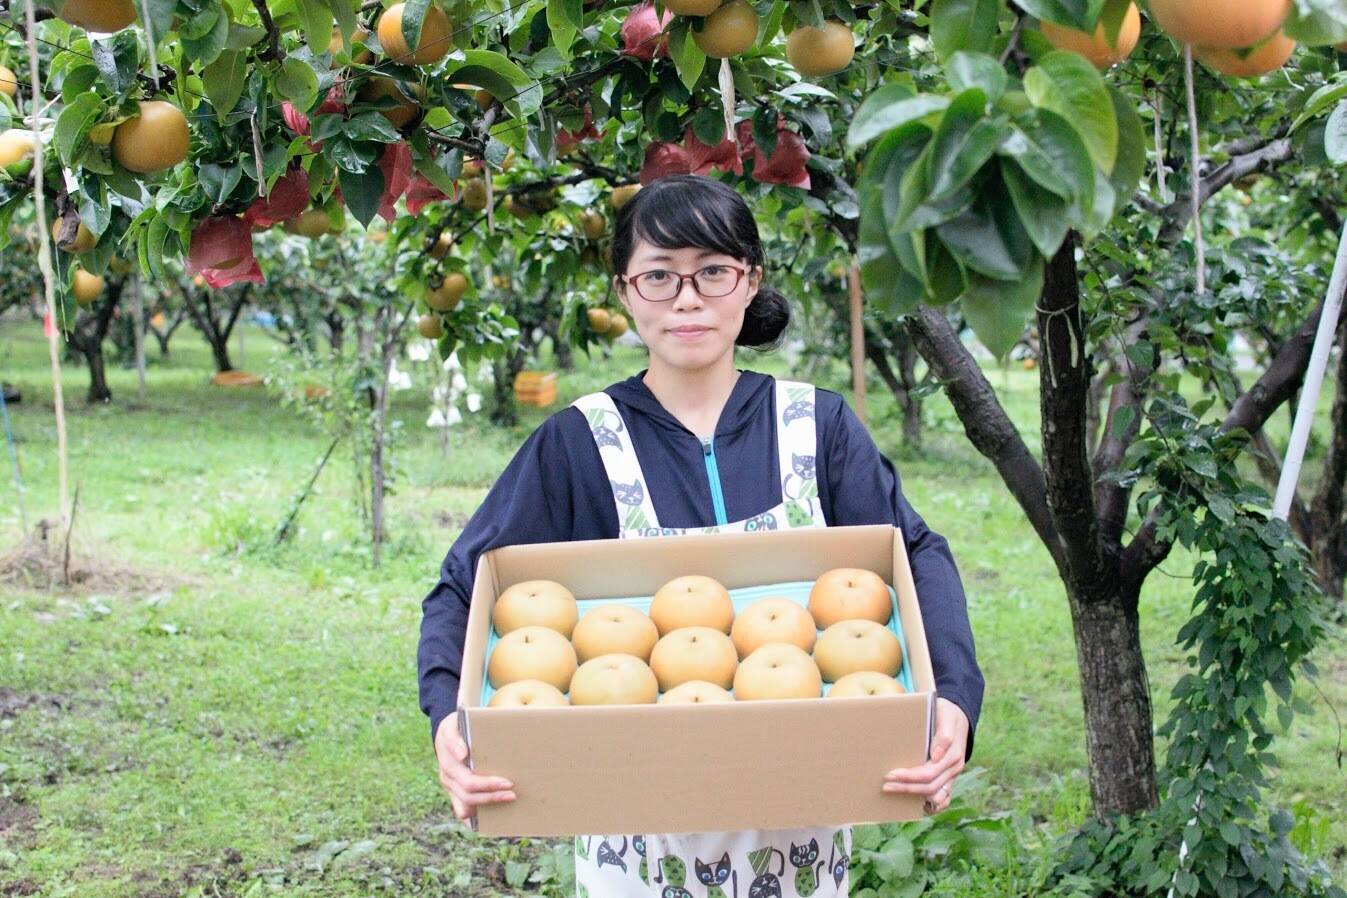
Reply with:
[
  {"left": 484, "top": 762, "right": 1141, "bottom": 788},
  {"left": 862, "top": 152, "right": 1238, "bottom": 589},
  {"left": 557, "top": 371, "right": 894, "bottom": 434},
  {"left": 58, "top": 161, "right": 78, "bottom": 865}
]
[{"left": 880, "top": 698, "right": 969, "bottom": 814}]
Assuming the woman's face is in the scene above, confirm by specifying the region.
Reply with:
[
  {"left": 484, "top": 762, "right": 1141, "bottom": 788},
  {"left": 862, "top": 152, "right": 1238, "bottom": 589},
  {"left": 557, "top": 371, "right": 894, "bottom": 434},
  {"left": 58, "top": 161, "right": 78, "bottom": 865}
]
[{"left": 615, "top": 240, "right": 762, "bottom": 373}]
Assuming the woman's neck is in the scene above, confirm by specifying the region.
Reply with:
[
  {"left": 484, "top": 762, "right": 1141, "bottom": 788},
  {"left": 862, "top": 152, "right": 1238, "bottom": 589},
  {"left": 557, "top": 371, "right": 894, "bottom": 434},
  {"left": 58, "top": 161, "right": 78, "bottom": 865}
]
[{"left": 642, "top": 355, "right": 740, "bottom": 440}]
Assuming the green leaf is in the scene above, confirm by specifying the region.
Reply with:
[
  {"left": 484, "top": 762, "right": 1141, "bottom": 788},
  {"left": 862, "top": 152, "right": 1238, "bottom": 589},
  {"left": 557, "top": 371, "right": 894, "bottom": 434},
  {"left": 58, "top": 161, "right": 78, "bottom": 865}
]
[
  {"left": 442, "top": 51, "right": 542, "bottom": 116},
  {"left": 54, "top": 93, "right": 102, "bottom": 168},
  {"left": 858, "top": 143, "right": 924, "bottom": 316},
  {"left": 1014, "top": 0, "right": 1099, "bottom": 30},
  {"left": 961, "top": 254, "right": 1045, "bottom": 359},
  {"left": 547, "top": 0, "right": 581, "bottom": 58},
  {"left": 692, "top": 106, "right": 726, "bottom": 146},
  {"left": 179, "top": 1, "right": 230, "bottom": 69},
  {"left": 277, "top": 57, "right": 321, "bottom": 111},
  {"left": 342, "top": 112, "right": 404, "bottom": 144},
  {"left": 1285, "top": 0, "right": 1347, "bottom": 45},
  {"left": 668, "top": 21, "right": 707, "bottom": 92},
  {"left": 296, "top": 0, "right": 336, "bottom": 53},
  {"left": 1081, "top": 166, "right": 1116, "bottom": 236},
  {"left": 1005, "top": 110, "right": 1096, "bottom": 219},
  {"left": 946, "top": 52, "right": 1007, "bottom": 105},
  {"left": 870, "top": 123, "right": 935, "bottom": 276},
  {"left": 930, "top": 0, "right": 1000, "bottom": 61},
  {"left": 927, "top": 89, "right": 1006, "bottom": 201},
  {"left": 1023, "top": 51, "right": 1117, "bottom": 173},
  {"left": 339, "top": 165, "right": 385, "bottom": 227},
  {"left": 935, "top": 179, "right": 1034, "bottom": 281},
  {"left": 847, "top": 85, "right": 948, "bottom": 149},
  {"left": 872, "top": 836, "right": 915, "bottom": 879},
  {"left": 329, "top": 0, "right": 358, "bottom": 53},
  {"left": 226, "top": 24, "right": 269, "bottom": 50},
  {"left": 1291, "top": 80, "right": 1347, "bottom": 133},
  {"left": 1107, "top": 86, "right": 1146, "bottom": 205},
  {"left": 1097, "top": 0, "right": 1131, "bottom": 45},
  {"left": 198, "top": 162, "right": 243, "bottom": 205},
  {"left": 201, "top": 50, "right": 249, "bottom": 122},
  {"left": 411, "top": 138, "right": 459, "bottom": 196},
  {"left": 925, "top": 236, "right": 966, "bottom": 304},
  {"left": 142, "top": 0, "right": 176, "bottom": 37},
  {"left": 1325, "top": 101, "right": 1347, "bottom": 164},
  {"left": 1001, "top": 157, "right": 1069, "bottom": 258},
  {"left": 90, "top": 31, "right": 140, "bottom": 98}
]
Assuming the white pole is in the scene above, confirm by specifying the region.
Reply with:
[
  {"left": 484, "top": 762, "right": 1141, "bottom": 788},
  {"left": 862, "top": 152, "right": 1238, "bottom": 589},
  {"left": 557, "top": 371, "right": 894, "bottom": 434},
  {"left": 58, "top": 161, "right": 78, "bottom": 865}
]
[{"left": 1273, "top": 221, "right": 1347, "bottom": 521}]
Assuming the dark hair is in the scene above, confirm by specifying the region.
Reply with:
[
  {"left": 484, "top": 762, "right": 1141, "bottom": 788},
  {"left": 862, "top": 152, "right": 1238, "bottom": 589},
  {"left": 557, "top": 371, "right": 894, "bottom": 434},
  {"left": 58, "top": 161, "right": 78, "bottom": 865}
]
[{"left": 612, "top": 175, "right": 790, "bottom": 350}]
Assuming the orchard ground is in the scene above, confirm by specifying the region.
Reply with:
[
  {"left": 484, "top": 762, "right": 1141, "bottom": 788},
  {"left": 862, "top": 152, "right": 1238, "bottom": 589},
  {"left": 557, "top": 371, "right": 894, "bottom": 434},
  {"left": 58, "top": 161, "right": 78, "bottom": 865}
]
[{"left": 0, "top": 316, "right": 1344, "bottom": 897}]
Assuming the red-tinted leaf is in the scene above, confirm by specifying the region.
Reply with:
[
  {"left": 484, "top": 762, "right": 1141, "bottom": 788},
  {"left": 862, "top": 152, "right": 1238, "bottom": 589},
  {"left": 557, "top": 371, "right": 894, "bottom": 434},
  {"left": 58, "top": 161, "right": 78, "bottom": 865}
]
[
  {"left": 187, "top": 216, "right": 264, "bottom": 289},
  {"left": 243, "top": 165, "right": 310, "bottom": 228},
  {"left": 640, "top": 140, "right": 692, "bottom": 184},
  {"left": 282, "top": 101, "right": 310, "bottom": 136},
  {"left": 752, "top": 128, "right": 811, "bottom": 189},
  {"left": 557, "top": 105, "right": 602, "bottom": 147},
  {"left": 316, "top": 87, "right": 347, "bottom": 116},
  {"left": 684, "top": 126, "right": 742, "bottom": 177},
  {"left": 621, "top": 1, "right": 671, "bottom": 61},
  {"left": 378, "top": 141, "right": 413, "bottom": 222},
  {"left": 406, "top": 174, "right": 451, "bottom": 215}
]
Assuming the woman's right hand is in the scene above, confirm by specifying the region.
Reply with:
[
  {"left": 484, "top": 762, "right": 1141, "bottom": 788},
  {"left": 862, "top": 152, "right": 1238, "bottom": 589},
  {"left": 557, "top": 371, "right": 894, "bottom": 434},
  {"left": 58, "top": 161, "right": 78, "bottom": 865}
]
[{"left": 434, "top": 712, "right": 516, "bottom": 821}]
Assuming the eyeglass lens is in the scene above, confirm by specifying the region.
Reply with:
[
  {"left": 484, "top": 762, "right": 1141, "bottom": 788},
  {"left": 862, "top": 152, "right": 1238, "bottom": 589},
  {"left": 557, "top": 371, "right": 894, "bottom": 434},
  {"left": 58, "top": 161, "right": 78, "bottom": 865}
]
[{"left": 634, "top": 267, "right": 740, "bottom": 301}]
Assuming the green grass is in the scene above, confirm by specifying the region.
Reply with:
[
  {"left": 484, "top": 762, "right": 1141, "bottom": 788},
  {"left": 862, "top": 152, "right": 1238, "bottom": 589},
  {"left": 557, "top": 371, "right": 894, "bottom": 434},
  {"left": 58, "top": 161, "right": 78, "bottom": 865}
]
[{"left": 0, "top": 316, "right": 1343, "bottom": 897}]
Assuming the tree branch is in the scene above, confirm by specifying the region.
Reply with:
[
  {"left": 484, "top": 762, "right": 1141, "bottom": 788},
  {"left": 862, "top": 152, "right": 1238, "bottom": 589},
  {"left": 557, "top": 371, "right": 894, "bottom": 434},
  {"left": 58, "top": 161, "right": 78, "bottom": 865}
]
[
  {"left": 251, "top": 0, "right": 284, "bottom": 62},
  {"left": 1156, "top": 137, "right": 1294, "bottom": 245},
  {"left": 1093, "top": 317, "right": 1150, "bottom": 548},
  {"left": 905, "top": 304, "right": 1066, "bottom": 574},
  {"left": 1121, "top": 295, "right": 1347, "bottom": 589}
]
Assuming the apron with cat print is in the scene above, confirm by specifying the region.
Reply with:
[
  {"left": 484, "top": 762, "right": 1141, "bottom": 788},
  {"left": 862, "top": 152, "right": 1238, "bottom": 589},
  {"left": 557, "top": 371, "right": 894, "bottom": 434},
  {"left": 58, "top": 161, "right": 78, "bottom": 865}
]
[{"left": 570, "top": 379, "right": 853, "bottom": 898}]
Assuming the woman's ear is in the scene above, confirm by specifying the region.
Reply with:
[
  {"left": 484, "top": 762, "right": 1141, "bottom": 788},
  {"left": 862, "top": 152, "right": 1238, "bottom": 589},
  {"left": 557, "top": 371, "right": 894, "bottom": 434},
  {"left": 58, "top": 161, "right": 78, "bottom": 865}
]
[
  {"left": 745, "top": 266, "right": 763, "bottom": 304},
  {"left": 614, "top": 276, "right": 634, "bottom": 316}
]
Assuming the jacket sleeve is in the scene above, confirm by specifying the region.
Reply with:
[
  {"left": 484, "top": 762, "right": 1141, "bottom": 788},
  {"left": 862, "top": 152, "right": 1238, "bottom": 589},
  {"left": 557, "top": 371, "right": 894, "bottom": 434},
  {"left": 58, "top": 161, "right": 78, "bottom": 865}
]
[
  {"left": 819, "top": 396, "right": 985, "bottom": 760},
  {"left": 417, "top": 414, "right": 578, "bottom": 744}
]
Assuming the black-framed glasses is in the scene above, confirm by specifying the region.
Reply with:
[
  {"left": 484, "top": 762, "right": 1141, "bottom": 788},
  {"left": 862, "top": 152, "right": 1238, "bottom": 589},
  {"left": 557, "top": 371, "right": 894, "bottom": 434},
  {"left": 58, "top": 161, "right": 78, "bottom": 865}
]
[{"left": 620, "top": 265, "right": 749, "bottom": 302}]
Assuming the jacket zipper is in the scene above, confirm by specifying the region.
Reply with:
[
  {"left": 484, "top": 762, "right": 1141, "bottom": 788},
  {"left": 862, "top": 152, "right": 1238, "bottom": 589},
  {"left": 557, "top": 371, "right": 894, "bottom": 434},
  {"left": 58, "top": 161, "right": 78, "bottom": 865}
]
[{"left": 702, "top": 437, "right": 729, "bottom": 526}]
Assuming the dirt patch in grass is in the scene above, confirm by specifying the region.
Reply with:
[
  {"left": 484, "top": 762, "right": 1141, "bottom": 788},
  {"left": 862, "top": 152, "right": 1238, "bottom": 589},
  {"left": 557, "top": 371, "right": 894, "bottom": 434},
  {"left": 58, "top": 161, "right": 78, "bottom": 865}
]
[
  {"left": 0, "top": 688, "right": 69, "bottom": 720},
  {"left": 0, "top": 797, "right": 38, "bottom": 842},
  {"left": 0, "top": 525, "right": 191, "bottom": 596},
  {"left": 431, "top": 510, "right": 471, "bottom": 531},
  {"left": 0, "top": 878, "right": 40, "bottom": 897}
]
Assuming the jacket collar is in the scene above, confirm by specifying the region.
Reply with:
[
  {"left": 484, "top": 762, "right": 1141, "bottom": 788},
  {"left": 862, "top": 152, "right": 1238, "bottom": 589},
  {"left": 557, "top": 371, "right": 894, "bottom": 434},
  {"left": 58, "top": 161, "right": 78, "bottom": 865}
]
[{"left": 605, "top": 369, "right": 773, "bottom": 439}]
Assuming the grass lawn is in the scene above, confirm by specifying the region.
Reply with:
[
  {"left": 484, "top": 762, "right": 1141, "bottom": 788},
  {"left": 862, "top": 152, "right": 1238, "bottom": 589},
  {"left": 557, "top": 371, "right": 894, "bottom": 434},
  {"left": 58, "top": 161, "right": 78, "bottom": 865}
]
[{"left": 0, "top": 314, "right": 1343, "bottom": 897}]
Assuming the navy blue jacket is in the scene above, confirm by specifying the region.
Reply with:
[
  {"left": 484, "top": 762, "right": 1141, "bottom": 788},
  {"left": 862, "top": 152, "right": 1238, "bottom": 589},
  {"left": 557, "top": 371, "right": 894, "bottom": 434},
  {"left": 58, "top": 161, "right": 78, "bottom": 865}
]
[{"left": 418, "top": 371, "right": 984, "bottom": 755}]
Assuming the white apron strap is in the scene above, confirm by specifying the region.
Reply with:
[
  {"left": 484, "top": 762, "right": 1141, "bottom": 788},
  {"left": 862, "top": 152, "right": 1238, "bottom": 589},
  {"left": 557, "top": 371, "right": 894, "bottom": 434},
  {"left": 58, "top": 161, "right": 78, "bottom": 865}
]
[
  {"left": 572, "top": 391, "right": 662, "bottom": 533},
  {"left": 774, "top": 380, "right": 821, "bottom": 506}
]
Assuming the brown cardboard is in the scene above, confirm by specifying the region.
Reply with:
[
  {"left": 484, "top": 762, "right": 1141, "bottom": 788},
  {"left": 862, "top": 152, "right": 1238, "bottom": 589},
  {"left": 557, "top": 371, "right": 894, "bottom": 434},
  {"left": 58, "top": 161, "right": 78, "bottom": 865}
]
[{"left": 457, "top": 525, "right": 936, "bottom": 837}]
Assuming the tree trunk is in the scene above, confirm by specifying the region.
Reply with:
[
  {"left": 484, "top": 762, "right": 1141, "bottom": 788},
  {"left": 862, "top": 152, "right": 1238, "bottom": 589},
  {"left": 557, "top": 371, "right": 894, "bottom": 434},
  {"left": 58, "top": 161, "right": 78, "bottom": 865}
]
[
  {"left": 182, "top": 286, "right": 248, "bottom": 373},
  {"left": 1070, "top": 588, "right": 1159, "bottom": 815},
  {"left": 895, "top": 329, "right": 923, "bottom": 448},
  {"left": 370, "top": 358, "right": 391, "bottom": 568},
  {"left": 865, "top": 330, "right": 924, "bottom": 449},
  {"left": 132, "top": 279, "right": 146, "bottom": 403},
  {"left": 149, "top": 306, "right": 186, "bottom": 358},
  {"left": 544, "top": 319, "right": 573, "bottom": 370},
  {"left": 210, "top": 339, "right": 234, "bottom": 374},
  {"left": 83, "top": 346, "right": 111, "bottom": 403},
  {"left": 67, "top": 280, "right": 122, "bottom": 403}
]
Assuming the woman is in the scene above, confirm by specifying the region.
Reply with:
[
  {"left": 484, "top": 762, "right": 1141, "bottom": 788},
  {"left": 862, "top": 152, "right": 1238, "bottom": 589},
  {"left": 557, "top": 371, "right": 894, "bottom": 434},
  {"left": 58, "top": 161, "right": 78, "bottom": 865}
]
[{"left": 418, "top": 175, "right": 983, "bottom": 897}]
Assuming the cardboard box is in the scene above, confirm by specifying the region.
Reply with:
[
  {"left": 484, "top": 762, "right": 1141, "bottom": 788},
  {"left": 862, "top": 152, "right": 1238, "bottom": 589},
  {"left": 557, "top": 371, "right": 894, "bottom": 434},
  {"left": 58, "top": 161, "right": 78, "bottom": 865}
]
[{"left": 457, "top": 524, "right": 936, "bottom": 837}]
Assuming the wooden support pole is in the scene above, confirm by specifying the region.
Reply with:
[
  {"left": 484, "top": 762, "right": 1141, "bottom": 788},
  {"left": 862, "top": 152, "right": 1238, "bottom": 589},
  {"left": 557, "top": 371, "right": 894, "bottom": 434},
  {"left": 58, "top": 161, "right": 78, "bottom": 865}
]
[{"left": 848, "top": 259, "right": 866, "bottom": 426}]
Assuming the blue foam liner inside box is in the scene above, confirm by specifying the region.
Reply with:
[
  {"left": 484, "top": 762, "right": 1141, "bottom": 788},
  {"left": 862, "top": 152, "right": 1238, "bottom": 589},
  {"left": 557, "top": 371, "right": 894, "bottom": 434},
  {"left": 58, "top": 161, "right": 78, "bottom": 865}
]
[{"left": 479, "top": 579, "right": 915, "bottom": 706}]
